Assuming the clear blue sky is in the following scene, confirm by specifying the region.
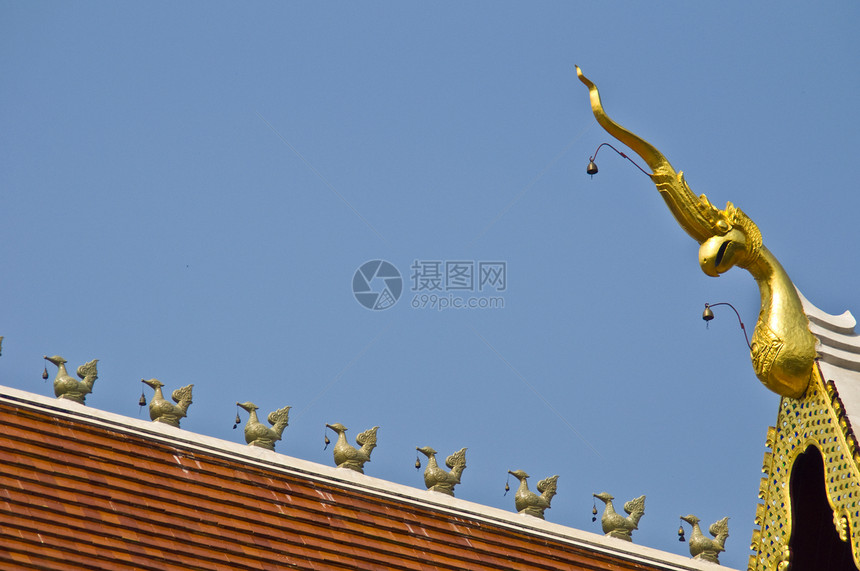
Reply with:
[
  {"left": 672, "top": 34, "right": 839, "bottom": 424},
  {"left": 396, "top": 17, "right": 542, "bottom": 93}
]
[{"left": 2, "top": 3, "right": 859, "bottom": 567}]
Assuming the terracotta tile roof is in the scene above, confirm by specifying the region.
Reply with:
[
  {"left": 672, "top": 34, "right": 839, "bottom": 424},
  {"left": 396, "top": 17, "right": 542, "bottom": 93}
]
[{"left": 0, "top": 387, "right": 729, "bottom": 571}]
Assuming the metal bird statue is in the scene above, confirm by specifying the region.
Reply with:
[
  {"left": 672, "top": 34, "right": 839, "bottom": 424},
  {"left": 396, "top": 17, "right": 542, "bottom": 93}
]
[
  {"left": 680, "top": 514, "right": 729, "bottom": 564},
  {"left": 508, "top": 469, "right": 559, "bottom": 520},
  {"left": 326, "top": 423, "right": 378, "bottom": 473},
  {"left": 237, "top": 401, "right": 291, "bottom": 451},
  {"left": 417, "top": 446, "right": 467, "bottom": 496},
  {"left": 44, "top": 355, "right": 98, "bottom": 404},
  {"left": 593, "top": 492, "right": 645, "bottom": 542},
  {"left": 141, "top": 379, "right": 193, "bottom": 428}
]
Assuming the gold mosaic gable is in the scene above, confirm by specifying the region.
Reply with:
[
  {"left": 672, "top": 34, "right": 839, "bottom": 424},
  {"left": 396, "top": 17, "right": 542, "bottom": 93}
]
[{"left": 750, "top": 363, "right": 860, "bottom": 570}]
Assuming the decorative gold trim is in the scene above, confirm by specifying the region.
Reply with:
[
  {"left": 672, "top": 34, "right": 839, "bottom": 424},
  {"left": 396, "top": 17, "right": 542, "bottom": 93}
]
[
  {"left": 749, "top": 362, "right": 860, "bottom": 570},
  {"left": 576, "top": 66, "right": 816, "bottom": 398}
]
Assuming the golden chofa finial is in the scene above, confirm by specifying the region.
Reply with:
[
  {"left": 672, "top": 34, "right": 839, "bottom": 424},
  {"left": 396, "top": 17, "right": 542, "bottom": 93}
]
[
  {"left": 44, "top": 355, "right": 98, "bottom": 404},
  {"left": 236, "top": 402, "right": 291, "bottom": 451},
  {"left": 508, "top": 470, "right": 559, "bottom": 520},
  {"left": 680, "top": 514, "right": 729, "bottom": 564},
  {"left": 325, "top": 423, "right": 378, "bottom": 473},
  {"left": 593, "top": 492, "right": 645, "bottom": 542},
  {"left": 576, "top": 66, "right": 816, "bottom": 399},
  {"left": 141, "top": 379, "right": 193, "bottom": 428},
  {"left": 416, "top": 446, "right": 467, "bottom": 496}
]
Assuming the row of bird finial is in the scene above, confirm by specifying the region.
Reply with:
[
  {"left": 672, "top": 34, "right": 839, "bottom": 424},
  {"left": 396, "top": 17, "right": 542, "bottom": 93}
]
[{"left": 37, "top": 352, "right": 729, "bottom": 564}]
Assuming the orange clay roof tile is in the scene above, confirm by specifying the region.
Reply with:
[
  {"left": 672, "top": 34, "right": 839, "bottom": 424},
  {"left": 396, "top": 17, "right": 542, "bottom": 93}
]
[{"left": 0, "top": 387, "right": 734, "bottom": 571}]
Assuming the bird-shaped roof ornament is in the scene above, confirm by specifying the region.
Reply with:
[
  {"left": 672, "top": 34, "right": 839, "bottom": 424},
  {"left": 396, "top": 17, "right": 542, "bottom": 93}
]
[
  {"left": 326, "top": 423, "right": 378, "bottom": 474},
  {"left": 593, "top": 492, "right": 645, "bottom": 542},
  {"left": 44, "top": 355, "right": 99, "bottom": 405},
  {"left": 416, "top": 446, "right": 467, "bottom": 496},
  {"left": 680, "top": 514, "right": 729, "bottom": 564},
  {"left": 141, "top": 379, "right": 193, "bottom": 428},
  {"left": 508, "top": 470, "right": 559, "bottom": 520},
  {"left": 236, "top": 401, "right": 291, "bottom": 451},
  {"left": 577, "top": 66, "right": 817, "bottom": 399}
]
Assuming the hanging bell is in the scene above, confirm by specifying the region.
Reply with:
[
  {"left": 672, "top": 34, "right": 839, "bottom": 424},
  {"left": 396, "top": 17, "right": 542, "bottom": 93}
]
[
  {"left": 586, "top": 160, "right": 598, "bottom": 176},
  {"left": 504, "top": 481, "right": 510, "bottom": 495},
  {"left": 138, "top": 393, "right": 147, "bottom": 407},
  {"left": 702, "top": 304, "right": 715, "bottom": 322},
  {"left": 415, "top": 457, "right": 421, "bottom": 470},
  {"left": 233, "top": 412, "right": 241, "bottom": 430},
  {"left": 678, "top": 524, "right": 686, "bottom": 542},
  {"left": 324, "top": 434, "right": 331, "bottom": 450},
  {"left": 592, "top": 505, "right": 598, "bottom": 522},
  {"left": 42, "top": 366, "right": 49, "bottom": 380}
]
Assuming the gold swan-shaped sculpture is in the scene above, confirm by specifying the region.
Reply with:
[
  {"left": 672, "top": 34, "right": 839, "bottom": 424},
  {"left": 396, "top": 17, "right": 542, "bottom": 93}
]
[
  {"left": 681, "top": 514, "right": 729, "bottom": 564},
  {"left": 417, "top": 446, "right": 467, "bottom": 496},
  {"left": 594, "top": 492, "right": 645, "bottom": 542},
  {"left": 326, "top": 423, "right": 378, "bottom": 473},
  {"left": 142, "top": 379, "right": 193, "bottom": 428},
  {"left": 45, "top": 355, "right": 99, "bottom": 404},
  {"left": 508, "top": 470, "right": 559, "bottom": 520},
  {"left": 577, "top": 66, "right": 816, "bottom": 398},
  {"left": 237, "top": 402, "right": 291, "bottom": 451}
]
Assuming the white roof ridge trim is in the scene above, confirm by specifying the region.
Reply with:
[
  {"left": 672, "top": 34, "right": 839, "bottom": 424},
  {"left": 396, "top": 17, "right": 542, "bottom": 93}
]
[
  {"left": 797, "top": 288, "right": 860, "bottom": 371},
  {"left": 0, "top": 384, "right": 734, "bottom": 571},
  {"left": 816, "top": 346, "right": 860, "bottom": 370},
  {"left": 797, "top": 287, "right": 857, "bottom": 334},
  {"left": 810, "top": 326, "right": 860, "bottom": 355}
]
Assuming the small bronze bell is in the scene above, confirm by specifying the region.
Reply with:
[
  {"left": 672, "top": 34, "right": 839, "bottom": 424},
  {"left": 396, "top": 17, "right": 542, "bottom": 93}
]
[
  {"left": 138, "top": 393, "right": 146, "bottom": 407},
  {"left": 324, "top": 434, "right": 331, "bottom": 450},
  {"left": 702, "top": 304, "right": 715, "bottom": 322},
  {"left": 678, "top": 524, "right": 686, "bottom": 542},
  {"left": 586, "top": 160, "right": 598, "bottom": 176},
  {"left": 592, "top": 504, "right": 598, "bottom": 522},
  {"left": 233, "top": 412, "right": 241, "bottom": 430},
  {"left": 42, "top": 366, "right": 49, "bottom": 381},
  {"left": 504, "top": 481, "right": 510, "bottom": 495},
  {"left": 415, "top": 457, "right": 421, "bottom": 470}
]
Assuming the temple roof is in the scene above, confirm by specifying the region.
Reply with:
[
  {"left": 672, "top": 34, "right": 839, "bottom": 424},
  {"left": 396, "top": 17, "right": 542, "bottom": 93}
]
[
  {"left": 746, "top": 291, "right": 860, "bottom": 570},
  {"left": 0, "top": 384, "right": 734, "bottom": 570},
  {"left": 799, "top": 289, "right": 860, "bottom": 428}
]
